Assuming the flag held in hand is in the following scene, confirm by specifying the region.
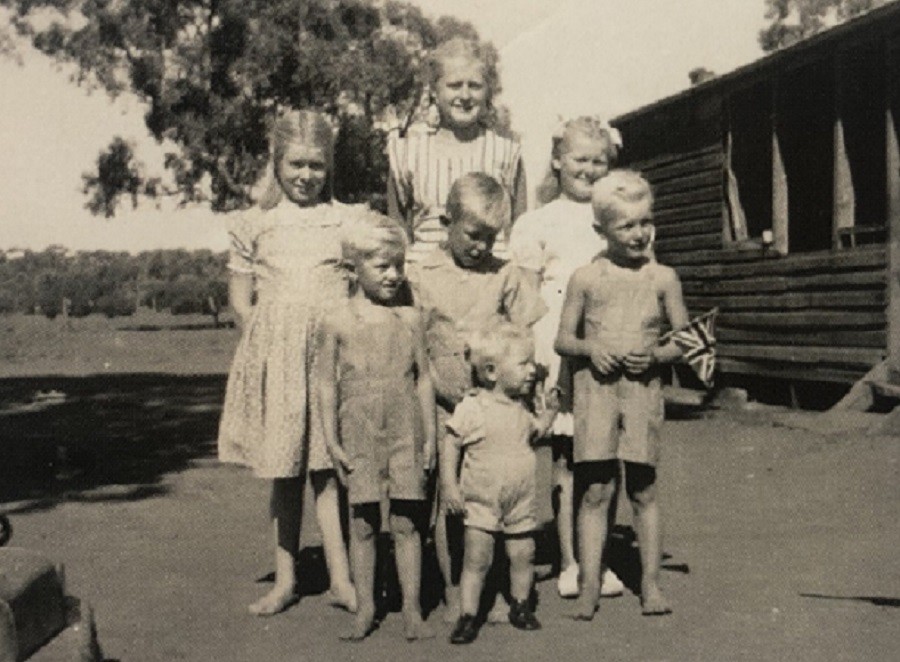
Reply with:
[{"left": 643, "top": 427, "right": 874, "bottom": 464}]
[{"left": 661, "top": 308, "right": 718, "bottom": 388}]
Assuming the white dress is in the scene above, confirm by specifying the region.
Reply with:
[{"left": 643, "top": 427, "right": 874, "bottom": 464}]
[{"left": 508, "top": 198, "right": 607, "bottom": 434}]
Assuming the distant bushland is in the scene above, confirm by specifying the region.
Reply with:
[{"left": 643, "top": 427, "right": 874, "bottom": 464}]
[{"left": 0, "top": 247, "right": 229, "bottom": 324}]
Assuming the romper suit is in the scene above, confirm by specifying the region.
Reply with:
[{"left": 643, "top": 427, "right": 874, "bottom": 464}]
[
  {"left": 572, "top": 258, "right": 667, "bottom": 467},
  {"left": 217, "top": 201, "right": 349, "bottom": 478},
  {"left": 446, "top": 390, "right": 540, "bottom": 535},
  {"left": 334, "top": 305, "right": 427, "bottom": 505}
]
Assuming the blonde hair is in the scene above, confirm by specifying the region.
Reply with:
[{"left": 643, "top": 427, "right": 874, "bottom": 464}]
[
  {"left": 425, "top": 37, "right": 500, "bottom": 128},
  {"left": 536, "top": 116, "right": 621, "bottom": 206},
  {"left": 465, "top": 323, "right": 533, "bottom": 384},
  {"left": 445, "top": 172, "right": 511, "bottom": 232},
  {"left": 255, "top": 109, "right": 334, "bottom": 210},
  {"left": 341, "top": 210, "right": 408, "bottom": 265},
  {"left": 591, "top": 169, "right": 654, "bottom": 228}
]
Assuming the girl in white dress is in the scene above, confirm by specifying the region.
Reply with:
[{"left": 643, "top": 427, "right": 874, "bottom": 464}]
[{"left": 509, "top": 117, "right": 626, "bottom": 600}]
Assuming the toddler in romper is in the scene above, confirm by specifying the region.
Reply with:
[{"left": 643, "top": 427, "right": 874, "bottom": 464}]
[
  {"left": 441, "top": 324, "right": 558, "bottom": 644},
  {"left": 406, "top": 172, "right": 545, "bottom": 622},
  {"left": 316, "top": 212, "right": 436, "bottom": 641},
  {"left": 555, "top": 170, "right": 688, "bottom": 619}
]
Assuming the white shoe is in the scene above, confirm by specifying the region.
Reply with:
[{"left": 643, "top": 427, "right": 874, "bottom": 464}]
[
  {"left": 557, "top": 563, "right": 579, "bottom": 598},
  {"left": 600, "top": 568, "right": 624, "bottom": 597}
]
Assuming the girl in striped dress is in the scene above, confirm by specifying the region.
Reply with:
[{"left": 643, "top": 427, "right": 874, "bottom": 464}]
[{"left": 387, "top": 37, "right": 526, "bottom": 263}]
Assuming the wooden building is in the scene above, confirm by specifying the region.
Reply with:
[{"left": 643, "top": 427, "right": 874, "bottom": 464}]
[{"left": 612, "top": 2, "right": 900, "bottom": 387}]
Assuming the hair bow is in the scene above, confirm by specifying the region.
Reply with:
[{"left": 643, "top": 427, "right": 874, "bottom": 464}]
[{"left": 551, "top": 115, "right": 623, "bottom": 149}]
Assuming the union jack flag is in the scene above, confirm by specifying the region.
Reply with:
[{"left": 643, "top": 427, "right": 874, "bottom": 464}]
[{"left": 661, "top": 308, "right": 718, "bottom": 388}]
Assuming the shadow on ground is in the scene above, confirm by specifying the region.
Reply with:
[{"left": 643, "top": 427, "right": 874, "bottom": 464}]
[{"left": 0, "top": 374, "right": 225, "bottom": 510}]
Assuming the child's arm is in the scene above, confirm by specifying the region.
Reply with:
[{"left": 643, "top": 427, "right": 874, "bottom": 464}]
[
  {"left": 623, "top": 268, "right": 691, "bottom": 374},
  {"left": 439, "top": 433, "right": 465, "bottom": 516},
  {"left": 407, "top": 309, "right": 437, "bottom": 473},
  {"left": 533, "top": 386, "right": 560, "bottom": 440},
  {"left": 229, "top": 273, "right": 254, "bottom": 329},
  {"left": 554, "top": 270, "right": 621, "bottom": 374},
  {"left": 314, "top": 315, "right": 352, "bottom": 485}
]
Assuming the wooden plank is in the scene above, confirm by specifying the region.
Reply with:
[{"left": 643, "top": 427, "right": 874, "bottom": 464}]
[
  {"left": 656, "top": 234, "right": 722, "bottom": 253},
  {"left": 653, "top": 170, "right": 722, "bottom": 196},
  {"left": 642, "top": 152, "right": 724, "bottom": 184},
  {"left": 631, "top": 144, "right": 721, "bottom": 173},
  {"left": 887, "top": 49, "right": 900, "bottom": 362},
  {"left": 654, "top": 186, "right": 722, "bottom": 211},
  {"left": 685, "top": 289, "right": 885, "bottom": 311},
  {"left": 675, "top": 246, "right": 885, "bottom": 277},
  {"left": 655, "top": 218, "right": 722, "bottom": 238},
  {"left": 682, "top": 269, "right": 886, "bottom": 294},
  {"left": 717, "top": 310, "right": 885, "bottom": 328},
  {"left": 654, "top": 202, "right": 722, "bottom": 224},
  {"left": 720, "top": 344, "right": 884, "bottom": 366},
  {"left": 717, "top": 327, "right": 886, "bottom": 348},
  {"left": 717, "top": 357, "right": 866, "bottom": 383},
  {"left": 833, "top": 51, "right": 856, "bottom": 248},
  {"left": 772, "top": 110, "right": 790, "bottom": 255}
]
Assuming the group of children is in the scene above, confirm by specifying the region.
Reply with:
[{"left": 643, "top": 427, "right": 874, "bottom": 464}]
[{"left": 217, "top": 37, "right": 689, "bottom": 645}]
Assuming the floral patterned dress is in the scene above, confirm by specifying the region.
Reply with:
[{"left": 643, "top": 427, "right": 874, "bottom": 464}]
[{"left": 217, "top": 201, "right": 351, "bottom": 478}]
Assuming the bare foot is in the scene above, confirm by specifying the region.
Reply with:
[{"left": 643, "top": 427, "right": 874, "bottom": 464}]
[
  {"left": 248, "top": 584, "right": 298, "bottom": 617},
  {"left": 339, "top": 605, "right": 376, "bottom": 642},
  {"left": 402, "top": 610, "right": 435, "bottom": 641},
  {"left": 326, "top": 585, "right": 358, "bottom": 613},
  {"left": 442, "top": 586, "right": 461, "bottom": 624},
  {"left": 641, "top": 582, "right": 672, "bottom": 616},
  {"left": 570, "top": 584, "right": 600, "bottom": 621}
]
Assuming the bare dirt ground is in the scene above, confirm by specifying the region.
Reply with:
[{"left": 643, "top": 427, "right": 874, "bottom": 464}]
[{"left": 1, "top": 376, "right": 897, "bottom": 662}]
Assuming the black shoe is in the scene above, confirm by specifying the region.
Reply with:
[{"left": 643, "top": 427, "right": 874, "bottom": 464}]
[
  {"left": 450, "top": 614, "right": 479, "bottom": 644},
  {"left": 508, "top": 600, "right": 541, "bottom": 631}
]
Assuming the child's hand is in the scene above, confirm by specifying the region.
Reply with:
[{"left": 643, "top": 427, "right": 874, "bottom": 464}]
[
  {"left": 622, "top": 349, "right": 657, "bottom": 376},
  {"left": 543, "top": 385, "right": 561, "bottom": 413},
  {"left": 442, "top": 484, "right": 465, "bottom": 517},
  {"left": 423, "top": 440, "right": 436, "bottom": 475},
  {"left": 590, "top": 346, "right": 622, "bottom": 375},
  {"left": 329, "top": 444, "right": 353, "bottom": 487}
]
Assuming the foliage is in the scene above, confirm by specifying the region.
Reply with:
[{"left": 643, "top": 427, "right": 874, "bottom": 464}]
[
  {"left": 1, "top": 0, "right": 490, "bottom": 215},
  {"left": 0, "top": 247, "right": 229, "bottom": 319},
  {"left": 759, "top": 0, "right": 892, "bottom": 51}
]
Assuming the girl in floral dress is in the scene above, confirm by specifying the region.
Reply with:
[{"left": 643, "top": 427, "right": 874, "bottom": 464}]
[{"left": 218, "top": 109, "right": 356, "bottom": 616}]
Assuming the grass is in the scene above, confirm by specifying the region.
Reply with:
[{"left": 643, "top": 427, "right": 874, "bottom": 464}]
[{"left": 0, "top": 310, "right": 240, "bottom": 378}]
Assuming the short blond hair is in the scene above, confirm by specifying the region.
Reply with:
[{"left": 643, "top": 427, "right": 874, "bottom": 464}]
[
  {"left": 445, "top": 172, "right": 511, "bottom": 232},
  {"left": 465, "top": 323, "right": 533, "bottom": 383},
  {"left": 341, "top": 209, "right": 407, "bottom": 264},
  {"left": 591, "top": 169, "right": 654, "bottom": 228}
]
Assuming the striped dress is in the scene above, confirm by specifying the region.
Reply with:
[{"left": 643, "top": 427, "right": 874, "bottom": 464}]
[{"left": 387, "top": 127, "right": 524, "bottom": 263}]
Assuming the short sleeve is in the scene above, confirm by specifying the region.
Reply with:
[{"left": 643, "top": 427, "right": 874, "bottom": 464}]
[
  {"left": 226, "top": 211, "right": 263, "bottom": 275},
  {"left": 444, "top": 395, "right": 485, "bottom": 448},
  {"left": 508, "top": 212, "right": 545, "bottom": 274},
  {"left": 502, "top": 263, "right": 548, "bottom": 328}
]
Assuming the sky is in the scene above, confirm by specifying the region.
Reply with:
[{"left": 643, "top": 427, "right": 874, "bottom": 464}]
[{"left": 0, "top": 0, "right": 767, "bottom": 252}]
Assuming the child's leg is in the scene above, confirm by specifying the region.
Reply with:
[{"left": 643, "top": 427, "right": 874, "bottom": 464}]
[
  {"left": 341, "top": 504, "right": 379, "bottom": 641},
  {"left": 311, "top": 470, "right": 356, "bottom": 612},
  {"left": 506, "top": 534, "right": 535, "bottom": 604},
  {"left": 459, "top": 527, "right": 495, "bottom": 617},
  {"left": 573, "top": 461, "right": 618, "bottom": 620},
  {"left": 435, "top": 503, "right": 462, "bottom": 621},
  {"left": 624, "top": 462, "right": 671, "bottom": 615},
  {"left": 553, "top": 440, "right": 578, "bottom": 579},
  {"left": 249, "top": 477, "right": 303, "bottom": 616},
  {"left": 390, "top": 500, "right": 434, "bottom": 640}
]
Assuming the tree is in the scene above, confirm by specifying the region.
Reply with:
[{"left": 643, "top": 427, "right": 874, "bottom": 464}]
[
  {"left": 1, "top": 0, "right": 489, "bottom": 214},
  {"left": 759, "top": 0, "right": 892, "bottom": 51}
]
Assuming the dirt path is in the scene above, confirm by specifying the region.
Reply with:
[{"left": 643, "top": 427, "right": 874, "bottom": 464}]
[{"left": 3, "top": 390, "right": 899, "bottom": 661}]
